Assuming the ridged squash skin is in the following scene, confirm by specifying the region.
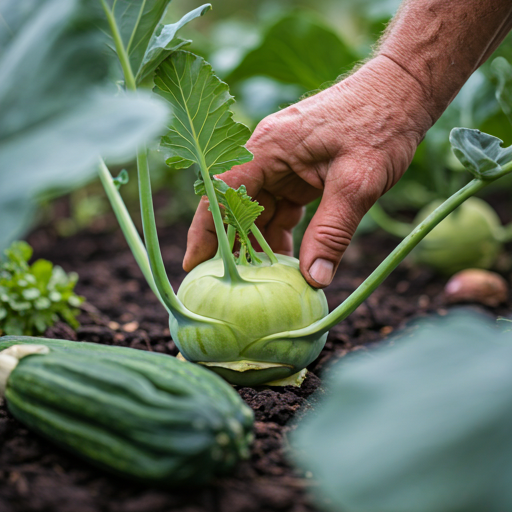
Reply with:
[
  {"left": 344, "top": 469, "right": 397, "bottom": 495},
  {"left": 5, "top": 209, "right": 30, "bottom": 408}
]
[
  {"left": 173, "top": 254, "right": 329, "bottom": 385},
  {"left": 0, "top": 336, "right": 254, "bottom": 485},
  {"left": 412, "top": 197, "right": 502, "bottom": 275}
]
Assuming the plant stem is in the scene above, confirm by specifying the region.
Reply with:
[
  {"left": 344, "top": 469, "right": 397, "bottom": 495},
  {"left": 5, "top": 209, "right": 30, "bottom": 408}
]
[
  {"left": 198, "top": 160, "right": 243, "bottom": 282},
  {"left": 261, "top": 174, "right": 509, "bottom": 342},
  {"left": 368, "top": 202, "right": 413, "bottom": 238},
  {"left": 137, "top": 148, "right": 195, "bottom": 316},
  {"left": 227, "top": 225, "right": 236, "bottom": 251},
  {"left": 98, "top": 159, "right": 164, "bottom": 305},
  {"left": 252, "top": 224, "right": 278, "bottom": 264},
  {"left": 99, "top": 0, "right": 137, "bottom": 91}
]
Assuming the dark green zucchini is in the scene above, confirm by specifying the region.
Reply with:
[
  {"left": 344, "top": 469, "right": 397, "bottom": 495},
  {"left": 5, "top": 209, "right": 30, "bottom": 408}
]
[{"left": 0, "top": 336, "right": 253, "bottom": 485}]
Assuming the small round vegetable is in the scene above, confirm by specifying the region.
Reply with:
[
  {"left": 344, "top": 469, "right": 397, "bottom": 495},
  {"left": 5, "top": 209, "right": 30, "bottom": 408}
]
[
  {"left": 172, "top": 254, "right": 328, "bottom": 386},
  {"left": 444, "top": 269, "right": 508, "bottom": 307},
  {"left": 412, "top": 197, "right": 502, "bottom": 275}
]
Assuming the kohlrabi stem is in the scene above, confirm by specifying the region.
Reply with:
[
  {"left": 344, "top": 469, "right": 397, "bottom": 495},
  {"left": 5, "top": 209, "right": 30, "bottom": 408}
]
[
  {"left": 137, "top": 147, "right": 194, "bottom": 317},
  {"left": 252, "top": 224, "right": 278, "bottom": 264},
  {"left": 227, "top": 225, "right": 236, "bottom": 251},
  {"left": 199, "top": 162, "right": 243, "bottom": 283},
  {"left": 262, "top": 176, "right": 503, "bottom": 341},
  {"left": 99, "top": 0, "right": 137, "bottom": 92},
  {"left": 368, "top": 202, "right": 413, "bottom": 238},
  {"left": 98, "top": 159, "right": 165, "bottom": 306}
]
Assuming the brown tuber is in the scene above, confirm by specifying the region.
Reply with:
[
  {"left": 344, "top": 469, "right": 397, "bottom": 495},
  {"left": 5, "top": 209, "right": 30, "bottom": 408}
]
[{"left": 444, "top": 269, "right": 508, "bottom": 307}]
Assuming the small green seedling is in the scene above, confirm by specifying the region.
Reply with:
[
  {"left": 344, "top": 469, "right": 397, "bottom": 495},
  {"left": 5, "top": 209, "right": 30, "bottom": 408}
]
[
  {"left": 97, "top": 3, "right": 512, "bottom": 386},
  {"left": 0, "top": 241, "right": 84, "bottom": 336}
]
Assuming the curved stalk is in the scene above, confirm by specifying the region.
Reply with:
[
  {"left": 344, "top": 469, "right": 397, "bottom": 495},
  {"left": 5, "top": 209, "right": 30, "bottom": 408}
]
[
  {"left": 98, "top": 159, "right": 164, "bottom": 306},
  {"left": 260, "top": 173, "right": 511, "bottom": 342},
  {"left": 137, "top": 148, "right": 199, "bottom": 317},
  {"left": 252, "top": 224, "right": 278, "bottom": 264},
  {"left": 197, "top": 162, "right": 242, "bottom": 283},
  {"left": 99, "top": 0, "right": 137, "bottom": 92},
  {"left": 368, "top": 202, "right": 413, "bottom": 238}
]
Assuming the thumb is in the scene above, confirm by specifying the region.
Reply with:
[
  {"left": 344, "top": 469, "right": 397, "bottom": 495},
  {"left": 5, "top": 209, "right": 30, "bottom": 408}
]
[{"left": 299, "top": 169, "right": 373, "bottom": 289}]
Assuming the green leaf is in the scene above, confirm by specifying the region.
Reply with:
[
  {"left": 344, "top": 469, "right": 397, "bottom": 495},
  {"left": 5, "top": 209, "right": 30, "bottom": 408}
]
[
  {"left": 0, "top": 0, "right": 169, "bottom": 249},
  {"left": 155, "top": 50, "right": 253, "bottom": 174},
  {"left": 226, "top": 12, "right": 359, "bottom": 91},
  {"left": 491, "top": 56, "right": 512, "bottom": 125},
  {"left": 113, "top": 169, "right": 130, "bottom": 190},
  {"left": 450, "top": 128, "right": 512, "bottom": 178},
  {"left": 31, "top": 260, "right": 53, "bottom": 287},
  {"left": 98, "top": 0, "right": 171, "bottom": 78},
  {"left": 223, "top": 187, "right": 264, "bottom": 263},
  {"left": 3, "top": 241, "right": 32, "bottom": 267},
  {"left": 293, "top": 311, "right": 512, "bottom": 512},
  {"left": 195, "top": 177, "right": 263, "bottom": 263},
  {"left": 136, "top": 4, "right": 212, "bottom": 84}
]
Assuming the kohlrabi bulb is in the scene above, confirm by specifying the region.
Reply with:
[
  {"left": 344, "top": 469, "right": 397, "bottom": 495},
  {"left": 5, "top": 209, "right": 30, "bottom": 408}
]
[
  {"left": 171, "top": 254, "right": 328, "bottom": 386},
  {"left": 412, "top": 197, "right": 502, "bottom": 275}
]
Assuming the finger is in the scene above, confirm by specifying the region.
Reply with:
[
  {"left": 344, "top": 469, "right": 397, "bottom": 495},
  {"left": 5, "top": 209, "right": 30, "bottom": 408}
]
[
  {"left": 299, "top": 162, "right": 377, "bottom": 288},
  {"left": 261, "top": 199, "right": 305, "bottom": 256},
  {"left": 183, "top": 195, "right": 218, "bottom": 272}
]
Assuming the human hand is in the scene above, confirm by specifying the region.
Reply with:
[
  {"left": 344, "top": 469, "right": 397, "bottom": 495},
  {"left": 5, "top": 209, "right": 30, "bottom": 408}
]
[{"left": 183, "top": 56, "right": 433, "bottom": 288}]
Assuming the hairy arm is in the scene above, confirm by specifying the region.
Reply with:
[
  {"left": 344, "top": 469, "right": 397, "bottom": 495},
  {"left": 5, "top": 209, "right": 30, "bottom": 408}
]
[{"left": 184, "top": 0, "right": 512, "bottom": 287}]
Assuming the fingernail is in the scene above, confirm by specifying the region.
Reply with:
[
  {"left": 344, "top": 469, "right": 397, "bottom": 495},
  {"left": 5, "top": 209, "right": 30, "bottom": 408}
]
[{"left": 309, "top": 258, "right": 334, "bottom": 287}]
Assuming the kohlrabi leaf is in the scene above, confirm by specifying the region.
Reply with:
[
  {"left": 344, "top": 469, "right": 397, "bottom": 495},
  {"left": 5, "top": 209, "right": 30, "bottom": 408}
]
[
  {"left": 194, "top": 177, "right": 264, "bottom": 262},
  {"left": 222, "top": 186, "right": 264, "bottom": 262},
  {"left": 97, "top": 0, "right": 170, "bottom": 80},
  {"left": 292, "top": 311, "right": 512, "bottom": 512},
  {"left": 226, "top": 12, "right": 359, "bottom": 91},
  {"left": 136, "top": 4, "right": 211, "bottom": 84},
  {"left": 450, "top": 128, "right": 512, "bottom": 179},
  {"left": 0, "top": 0, "right": 169, "bottom": 249},
  {"left": 491, "top": 56, "right": 512, "bottom": 125},
  {"left": 155, "top": 50, "right": 253, "bottom": 174}
]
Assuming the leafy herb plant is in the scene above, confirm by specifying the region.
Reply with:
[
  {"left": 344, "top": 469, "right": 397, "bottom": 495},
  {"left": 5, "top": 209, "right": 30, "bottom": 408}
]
[
  {"left": 0, "top": 242, "right": 84, "bottom": 336},
  {"left": 94, "top": 2, "right": 512, "bottom": 386}
]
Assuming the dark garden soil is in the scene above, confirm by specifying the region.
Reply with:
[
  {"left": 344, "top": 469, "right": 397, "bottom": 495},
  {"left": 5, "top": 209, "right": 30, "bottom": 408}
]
[{"left": 1, "top": 197, "right": 512, "bottom": 512}]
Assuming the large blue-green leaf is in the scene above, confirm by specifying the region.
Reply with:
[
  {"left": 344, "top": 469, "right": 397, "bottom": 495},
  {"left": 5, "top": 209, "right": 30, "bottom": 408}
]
[
  {"left": 293, "top": 311, "right": 512, "bottom": 512},
  {"left": 136, "top": 4, "right": 211, "bottom": 84},
  {"left": 0, "top": 0, "right": 169, "bottom": 249},
  {"left": 154, "top": 50, "right": 253, "bottom": 174},
  {"left": 226, "top": 12, "right": 359, "bottom": 91},
  {"left": 450, "top": 128, "right": 512, "bottom": 178}
]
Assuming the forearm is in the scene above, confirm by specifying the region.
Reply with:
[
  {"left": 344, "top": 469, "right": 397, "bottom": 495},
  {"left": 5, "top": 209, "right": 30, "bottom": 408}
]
[{"left": 377, "top": 0, "right": 512, "bottom": 121}]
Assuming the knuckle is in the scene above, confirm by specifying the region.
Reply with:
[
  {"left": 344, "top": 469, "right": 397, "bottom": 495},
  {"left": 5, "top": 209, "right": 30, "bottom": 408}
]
[
  {"left": 314, "top": 224, "right": 353, "bottom": 254},
  {"left": 253, "top": 116, "right": 279, "bottom": 140}
]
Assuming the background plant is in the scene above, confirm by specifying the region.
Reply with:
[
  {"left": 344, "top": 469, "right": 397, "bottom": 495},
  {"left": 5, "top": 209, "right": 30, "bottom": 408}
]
[{"left": 0, "top": 242, "right": 84, "bottom": 336}]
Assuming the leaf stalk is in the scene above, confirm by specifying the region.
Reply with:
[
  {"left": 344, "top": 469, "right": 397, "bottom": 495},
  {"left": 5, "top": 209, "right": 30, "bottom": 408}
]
[{"left": 260, "top": 162, "right": 512, "bottom": 342}]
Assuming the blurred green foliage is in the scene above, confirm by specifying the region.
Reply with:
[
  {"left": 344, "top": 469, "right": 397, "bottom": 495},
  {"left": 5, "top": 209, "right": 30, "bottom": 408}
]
[
  {"left": 0, "top": 242, "right": 84, "bottom": 336},
  {"left": 293, "top": 310, "right": 512, "bottom": 512}
]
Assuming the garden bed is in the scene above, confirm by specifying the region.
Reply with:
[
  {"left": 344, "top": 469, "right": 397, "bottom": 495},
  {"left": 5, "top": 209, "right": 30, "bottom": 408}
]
[{"left": 1, "top": 204, "right": 511, "bottom": 512}]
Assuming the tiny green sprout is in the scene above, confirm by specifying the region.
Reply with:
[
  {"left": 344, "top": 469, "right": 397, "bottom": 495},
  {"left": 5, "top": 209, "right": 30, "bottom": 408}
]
[
  {"left": 113, "top": 169, "right": 129, "bottom": 190},
  {"left": 0, "top": 241, "right": 84, "bottom": 336},
  {"left": 96, "top": 2, "right": 512, "bottom": 386}
]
